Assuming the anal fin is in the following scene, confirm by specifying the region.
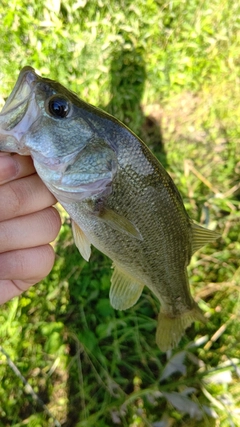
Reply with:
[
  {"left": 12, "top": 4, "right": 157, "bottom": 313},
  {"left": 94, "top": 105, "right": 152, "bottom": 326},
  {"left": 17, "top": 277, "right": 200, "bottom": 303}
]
[
  {"left": 72, "top": 220, "right": 91, "bottom": 261},
  {"left": 110, "top": 264, "right": 144, "bottom": 310}
]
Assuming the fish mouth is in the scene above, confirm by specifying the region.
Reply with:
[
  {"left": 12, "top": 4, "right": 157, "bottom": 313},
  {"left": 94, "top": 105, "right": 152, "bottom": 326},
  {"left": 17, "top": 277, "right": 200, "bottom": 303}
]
[{"left": 0, "top": 66, "right": 39, "bottom": 153}]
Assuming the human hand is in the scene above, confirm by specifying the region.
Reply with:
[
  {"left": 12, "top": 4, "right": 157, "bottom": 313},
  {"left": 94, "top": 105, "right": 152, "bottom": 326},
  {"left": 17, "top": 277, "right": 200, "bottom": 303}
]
[{"left": 0, "top": 153, "right": 61, "bottom": 304}]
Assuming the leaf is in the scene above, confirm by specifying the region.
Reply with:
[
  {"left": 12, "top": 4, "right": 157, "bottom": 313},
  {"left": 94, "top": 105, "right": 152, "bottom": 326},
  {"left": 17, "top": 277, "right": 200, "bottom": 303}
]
[
  {"left": 204, "top": 369, "right": 232, "bottom": 384},
  {"left": 180, "top": 387, "right": 197, "bottom": 396},
  {"left": 160, "top": 351, "right": 187, "bottom": 382},
  {"left": 152, "top": 418, "right": 174, "bottom": 427},
  {"left": 110, "top": 410, "right": 121, "bottom": 425},
  {"left": 96, "top": 298, "right": 114, "bottom": 317},
  {"left": 40, "top": 322, "right": 64, "bottom": 336},
  {"left": 202, "top": 405, "right": 218, "bottom": 419},
  {"left": 44, "top": 331, "right": 62, "bottom": 354},
  {"left": 78, "top": 330, "right": 98, "bottom": 352},
  {"left": 162, "top": 391, "right": 203, "bottom": 420},
  {"left": 152, "top": 422, "right": 168, "bottom": 427}
]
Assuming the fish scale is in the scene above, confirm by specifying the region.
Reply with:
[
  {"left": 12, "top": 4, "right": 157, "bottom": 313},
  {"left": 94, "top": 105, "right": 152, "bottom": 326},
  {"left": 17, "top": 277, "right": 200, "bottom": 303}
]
[{"left": 0, "top": 66, "right": 220, "bottom": 351}]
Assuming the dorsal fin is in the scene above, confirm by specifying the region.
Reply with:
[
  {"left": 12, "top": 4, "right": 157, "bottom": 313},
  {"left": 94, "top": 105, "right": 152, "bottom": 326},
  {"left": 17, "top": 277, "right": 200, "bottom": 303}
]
[
  {"left": 72, "top": 220, "right": 91, "bottom": 261},
  {"left": 191, "top": 222, "right": 220, "bottom": 254},
  {"left": 110, "top": 264, "right": 144, "bottom": 310}
]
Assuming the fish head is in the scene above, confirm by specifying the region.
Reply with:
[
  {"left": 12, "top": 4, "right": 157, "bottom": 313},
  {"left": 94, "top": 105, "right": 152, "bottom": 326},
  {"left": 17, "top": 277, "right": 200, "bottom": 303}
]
[{"left": 0, "top": 67, "right": 118, "bottom": 202}]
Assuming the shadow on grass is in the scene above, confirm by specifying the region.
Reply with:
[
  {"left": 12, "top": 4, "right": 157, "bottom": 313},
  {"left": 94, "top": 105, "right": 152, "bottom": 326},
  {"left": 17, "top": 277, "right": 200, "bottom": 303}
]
[{"left": 104, "top": 42, "right": 168, "bottom": 168}]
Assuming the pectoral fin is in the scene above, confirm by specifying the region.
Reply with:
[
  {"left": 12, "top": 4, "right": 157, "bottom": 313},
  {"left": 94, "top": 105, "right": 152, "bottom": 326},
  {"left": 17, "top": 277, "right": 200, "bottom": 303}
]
[
  {"left": 110, "top": 264, "right": 144, "bottom": 310},
  {"left": 191, "top": 222, "right": 220, "bottom": 254},
  {"left": 72, "top": 220, "right": 91, "bottom": 261},
  {"left": 100, "top": 207, "right": 143, "bottom": 240}
]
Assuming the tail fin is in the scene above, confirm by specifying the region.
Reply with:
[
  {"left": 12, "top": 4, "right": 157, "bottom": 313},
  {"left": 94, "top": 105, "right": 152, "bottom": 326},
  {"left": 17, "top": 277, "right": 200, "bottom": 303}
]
[{"left": 156, "top": 303, "right": 206, "bottom": 352}]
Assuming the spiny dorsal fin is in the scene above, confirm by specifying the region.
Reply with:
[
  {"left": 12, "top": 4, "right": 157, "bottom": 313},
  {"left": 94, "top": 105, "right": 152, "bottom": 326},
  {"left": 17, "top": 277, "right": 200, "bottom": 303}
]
[
  {"left": 110, "top": 264, "right": 144, "bottom": 310},
  {"left": 191, "top": 222, "right": 220, "bottom": 254},
  {"left": 99, "top": 207, "right": 143, "bottom": 240},
  {"left": 72, "top": 220, "right": 91, "bottom": 261}
]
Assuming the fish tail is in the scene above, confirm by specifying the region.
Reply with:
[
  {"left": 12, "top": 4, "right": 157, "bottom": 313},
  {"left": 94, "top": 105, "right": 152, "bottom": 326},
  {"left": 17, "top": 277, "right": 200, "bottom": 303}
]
[{"left": 156, "top": 302, "right": 206, "bottom": 352}]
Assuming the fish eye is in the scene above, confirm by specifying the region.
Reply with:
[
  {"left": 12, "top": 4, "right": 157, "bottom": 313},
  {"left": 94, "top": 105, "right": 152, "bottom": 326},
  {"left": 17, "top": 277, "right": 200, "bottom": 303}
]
[{"left": 47, "top": 96, "right": 70, "bottom": 118}]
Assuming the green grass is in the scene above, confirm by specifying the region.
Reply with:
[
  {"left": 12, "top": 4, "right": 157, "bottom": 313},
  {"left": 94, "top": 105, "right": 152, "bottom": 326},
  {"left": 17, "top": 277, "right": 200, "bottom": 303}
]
[{"left": 0, "top": 0, "right": 240, "bottom": 426}]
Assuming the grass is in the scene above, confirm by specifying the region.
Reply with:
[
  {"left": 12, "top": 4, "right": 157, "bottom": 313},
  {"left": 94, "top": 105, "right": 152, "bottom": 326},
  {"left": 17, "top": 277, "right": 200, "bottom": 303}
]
[{"left": 0, "top": 0, "right": 240, "bottom": 426}]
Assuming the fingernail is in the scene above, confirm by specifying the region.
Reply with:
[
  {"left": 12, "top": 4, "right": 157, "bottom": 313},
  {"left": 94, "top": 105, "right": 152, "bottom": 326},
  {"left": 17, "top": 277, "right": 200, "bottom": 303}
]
[{"left": 0, "top": 154, "right": 19, "bottom": 183}]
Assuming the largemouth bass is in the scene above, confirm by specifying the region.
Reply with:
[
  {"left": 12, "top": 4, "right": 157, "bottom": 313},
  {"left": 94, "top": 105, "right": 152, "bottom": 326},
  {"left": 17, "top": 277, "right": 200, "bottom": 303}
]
[{"left": 0, "top": 67, "right": 219, "bottom": 351}]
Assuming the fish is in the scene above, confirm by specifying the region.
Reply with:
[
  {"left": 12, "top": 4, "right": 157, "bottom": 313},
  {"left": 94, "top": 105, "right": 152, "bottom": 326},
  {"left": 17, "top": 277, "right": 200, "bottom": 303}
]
[{"left": 0, "top": 66, "right": 220, "bottom": 351}]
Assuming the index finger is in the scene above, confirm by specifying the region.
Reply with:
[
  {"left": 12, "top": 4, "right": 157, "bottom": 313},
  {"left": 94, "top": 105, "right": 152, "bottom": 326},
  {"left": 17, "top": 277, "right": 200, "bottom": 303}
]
[
  {"left": 0, "top": 174, "right": 57, "bottom": 221},
  {"left": 0, "top": 153, "right": 35, "bottom": 184}
]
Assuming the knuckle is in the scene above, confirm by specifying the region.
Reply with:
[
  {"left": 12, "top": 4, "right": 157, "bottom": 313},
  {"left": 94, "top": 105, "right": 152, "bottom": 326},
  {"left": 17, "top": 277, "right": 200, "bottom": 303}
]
[
  {"left": 35, "top": 245, "right": 55, "bottom": 278},
  {"left": 40, "top": 207, "right": 61, "bottom": 239},
  {"left": 7, "top": 179, "right": 32, "bottom": 215},
  {"left": 0, "top": 221, "right": 14, "bottom": 251},
  {"left": 15, "top": 250, "right": 27, "bottom": 277}
]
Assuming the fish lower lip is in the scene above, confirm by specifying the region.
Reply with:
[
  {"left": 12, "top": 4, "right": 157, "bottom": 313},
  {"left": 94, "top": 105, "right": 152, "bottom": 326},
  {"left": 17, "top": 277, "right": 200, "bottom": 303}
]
[{"left": 0, "top": 134, "right": 21, "bottom": 153}]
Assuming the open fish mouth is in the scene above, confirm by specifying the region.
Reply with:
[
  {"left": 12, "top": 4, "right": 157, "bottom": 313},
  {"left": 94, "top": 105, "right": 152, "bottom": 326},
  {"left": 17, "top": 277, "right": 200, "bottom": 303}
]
[{"left": 0, "top": 66, "right": 39, "bottom": 153}]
